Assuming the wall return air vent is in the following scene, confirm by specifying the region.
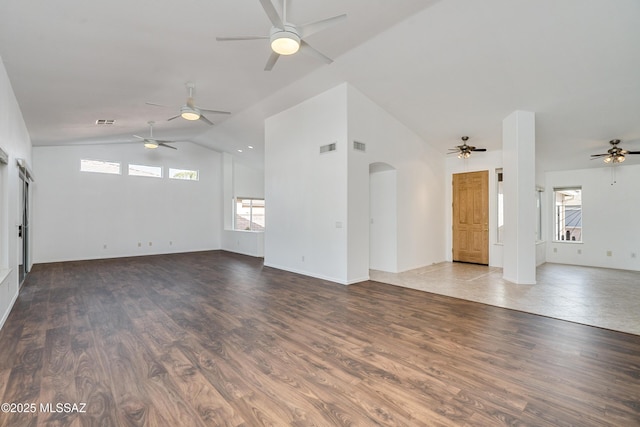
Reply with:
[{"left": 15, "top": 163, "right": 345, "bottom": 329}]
[
  {"left": 95, "top": 119, "right": 116, "bottom": 125},
  {"left": 320, "top": 142, "right": 337, "bottom": 154},
  {"left": 353, "top": 141, "right": 366, "bottom": 152}
]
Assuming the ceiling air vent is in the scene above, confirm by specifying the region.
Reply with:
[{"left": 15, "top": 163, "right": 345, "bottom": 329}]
[
  {"left": 95, "top": 119, "right": 116, "bottom": 125},
  {"left": 353, "top": 141, "right": 366, "bottom": 152},
  {"left": 320, "top": 142, "right": 337, "bottom": 154}
]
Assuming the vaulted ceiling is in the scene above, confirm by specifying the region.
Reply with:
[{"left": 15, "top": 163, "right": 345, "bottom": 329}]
[{"left": 1, "top": 0, "right": 639, "bottom": 171}]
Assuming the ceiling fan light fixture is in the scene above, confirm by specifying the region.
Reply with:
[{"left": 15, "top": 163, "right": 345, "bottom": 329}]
[
  {"left": 144, "top": 140, "right": 159, "bottom": 149},
  {"left": 270, "top": 27, "right": 300, "bottom": 55},
  {"left": 180, "top": 105, "right": 201, "bottom": 121}
]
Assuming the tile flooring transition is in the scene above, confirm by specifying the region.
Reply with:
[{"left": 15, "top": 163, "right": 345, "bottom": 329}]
[{"left": 370, "top": 262, "right": 640, "bottom": 336}]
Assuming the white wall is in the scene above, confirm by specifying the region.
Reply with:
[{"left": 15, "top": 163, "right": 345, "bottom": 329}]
[
  {"left": 234, "top": 162, "right": 264, "bottom": 198},
  {"left": 347, "top": 86, "right": 447, "bottom": 273},
  {"left": 545, "top": 164, "right": 640, "bottom": 271},
  {"left": 32, "top": 142, "right": 222, "bottom": 263},
  {"left": 264, "top": 83, "right": 447, "bottom": 284},
  {"left": 0, "top": 57, "right": 32, "bottom": 330},
  {"left": 264, "top": 84, "right": 349, "bottom": 283},
  {"left": 221, "top": 154, "right": 265, "bottom": 257}
]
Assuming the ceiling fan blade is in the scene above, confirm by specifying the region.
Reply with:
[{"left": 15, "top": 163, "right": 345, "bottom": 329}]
[
  {"left": 259, "top": 0, "right": 283, "bottom": 28},
  {"left": 133, "top": 135, "right": 145, "bottom": 140},
  {"left": 299, "top": 40, "right": 333, "bottom": 64},
  {"left": 145, "top": 102, "right": 170, "bottom": 108},
  {"left": 300, "top": 14, "right": 347, "bottom": 38},
  {"left": 198, "top": 108, "right": 231, "bottom": 115},
  {"left": 627, "top": 151, "right": 640, "bottom": 154},
  {"left": 216, "top": 36, "right": 269, "bottom": 41},
  {"left": 158, "top": 142, "right": 177, "bottom": 150},
  {"left": 199, "top": 114, "right": 214, "bottom": 126},
  {"left": 590, "top": 154, "right": 609, "bottom": 157},
  {"left": 167, "top": 115, "right": 181, "bottom": 121},
  {"left": 472, "top": 148, "right": 487, "bottom": 152},
  {"left": 264, "top": 51, "right": 280, "bottom": 71}
]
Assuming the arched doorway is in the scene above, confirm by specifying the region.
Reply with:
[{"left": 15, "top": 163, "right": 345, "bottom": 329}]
[{"left": 369, "top": 162, "right": 397, "bottom": 272}]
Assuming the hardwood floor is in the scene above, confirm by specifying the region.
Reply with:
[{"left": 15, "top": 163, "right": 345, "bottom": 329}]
[{"left": 1, "top": 251, "right": 639, "bottom": 426}]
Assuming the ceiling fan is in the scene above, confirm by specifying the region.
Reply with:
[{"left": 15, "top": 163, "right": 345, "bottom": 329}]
[
  {"left": 448, "top": 136, "right": 487, "bottom": 159},
  {"left": 146, "top": 82, "right": 231, "bottom": 125},
  {"left": 590, "top": 139, "right": 640, "bottom": 164},
  {"left": 133, "top": 121, "right": 177, "bottom": 150},
  {"left": 216, "top": 0, "right": 347, "bottom": 71}
]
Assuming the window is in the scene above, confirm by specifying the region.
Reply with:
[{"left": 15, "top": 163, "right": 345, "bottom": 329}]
[
  {"left": 169, "top": 168, "right": 199, "bottom": 181},
  {"left": 80, "top": 159, "right": 121, "bottom": 175},
  {"left": 234, "top": 198, "right": 265, "bottom": 231},
  {"left": 496, "top": 169, "right": 503, "bottom": 243},
  {"left": 128, "top": 164, "right": 162, "bottom": 178},
  {"left": 536, "top": 188, "right": 543, "bottom": 241},
  {"left": 554, "top": 187, "right": 582, "bottom": 242}
]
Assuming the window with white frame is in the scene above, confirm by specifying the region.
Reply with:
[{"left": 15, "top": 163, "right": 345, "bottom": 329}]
[
  {"left": 234, "top": 198, "right": 265, "bottom": 231},
  {"left": 553, "top": 187, "right": 582, "bottom": 242},
  {"left": 536, "top": 188, "right": 543, "bottom": 241},
  {"left": 169, "top": 168, "right": 199, "bottom": 181},
  {"left": 496, "top": 169, "right": 503, "bottom": 243},
  {"left": 128, "top": 164, "right": 162, "bottom": 178},
  {"left": 80, "top": 159, "right": 121, "bottom": 175}
]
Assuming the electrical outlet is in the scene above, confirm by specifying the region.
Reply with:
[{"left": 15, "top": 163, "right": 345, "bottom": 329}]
[
  {"left": 553, "top": 248, "right": 557, "bottom": 253},
  {"left": 138, "top": 242, "right": 142, "bottom": 247},
  {"left": 103, "top": 244, "right": 107, "bottom": 249},
  {"left": 606, "top": 250, "right": 612, "bottom": 257},
  {"left": 149, "top": 242, "right": 152, "bottom": 246},
  {"left": 577, "top": 249, "right": 582, "bottom": 254},
  {"left": 169, "top": 241, "right": 172, "bottom": 246}
]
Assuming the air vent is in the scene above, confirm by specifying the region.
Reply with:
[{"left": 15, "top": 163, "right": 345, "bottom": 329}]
[
  {"left": 353, "top": 141, "right": 366, "bottom": 152},
  {"left": 95, "top": 119, "right": 116, "bottom": 125},
  {"left": 320, "top": 142, "right": 337, "bottom": 154}
]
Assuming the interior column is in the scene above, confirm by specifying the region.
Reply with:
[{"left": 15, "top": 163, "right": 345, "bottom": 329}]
[{"left": 502, "top": 110, "right": 536, "bottom": 284}]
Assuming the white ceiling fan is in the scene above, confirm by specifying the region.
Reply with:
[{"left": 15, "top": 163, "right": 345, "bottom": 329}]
[
  {"left": 216, "top": 0, "right": 347, "bottom": 71},
  {"left": 133, "top": 121, "right": 178, "bottom": 150},
  {"left": 146, "top": 82, "right": 231, "bottom": 125}
]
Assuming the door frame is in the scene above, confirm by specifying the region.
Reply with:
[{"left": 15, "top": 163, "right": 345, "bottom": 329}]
[{"left": 452, "top": 170, "right": 489, "bottom": 265}]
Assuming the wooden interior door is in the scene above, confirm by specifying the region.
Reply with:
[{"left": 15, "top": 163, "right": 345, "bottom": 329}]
[{"left": 452, "top": 170, "right": 489, "bottom": 265}]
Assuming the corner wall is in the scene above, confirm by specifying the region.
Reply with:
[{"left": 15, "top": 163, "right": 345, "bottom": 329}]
[
  {"left": 264, "top": 83, "right": 447, "bottom": 284},
  {"left": 0, "top": 57, "right": 32, "bottom": 330},
  {"left": 545, "top": 164, "right": 640, "bottom": 271},
  {"left": 32, "top": 142, "right": 222, "bottom": 263},
  {"left": 264, "top": 84, "right": 349, "bottom": 283}
]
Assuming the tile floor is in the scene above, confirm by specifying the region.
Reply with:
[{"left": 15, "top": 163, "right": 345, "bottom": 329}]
[{"left": 370, "top": 262, "right": 640, "bottom": 336}]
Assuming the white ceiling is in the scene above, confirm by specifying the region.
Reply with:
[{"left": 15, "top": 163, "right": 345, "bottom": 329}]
[{"left": 1, "top": 0, "right": 639, "bottom": 171}]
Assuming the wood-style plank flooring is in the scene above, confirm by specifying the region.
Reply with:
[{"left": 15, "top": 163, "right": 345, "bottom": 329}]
[{"left": 1, "top": 251, "right": 639, "bottom": 426}]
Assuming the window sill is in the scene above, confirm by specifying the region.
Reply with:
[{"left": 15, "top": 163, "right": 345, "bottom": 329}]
[{"left": 552, "top": 241, "right": 583, "bottom": 244}]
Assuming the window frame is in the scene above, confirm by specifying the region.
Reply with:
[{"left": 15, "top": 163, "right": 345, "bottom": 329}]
[
  {"left": 128, "top": 163, "right": 163, "bottom": 178},
  {"left": 553, "top": 187, "right": 582, "bottom": 243},
  {"left": 80, "top": 159, "right": 122, "bottom": 175},
  {"left": 234, "top": 197, "right": 265, "bottom": 232},
  {"left": 168, "top": 168, "right": 199, "bottom": 181}
]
